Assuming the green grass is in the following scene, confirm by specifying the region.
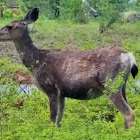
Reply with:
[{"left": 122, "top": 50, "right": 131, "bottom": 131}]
[
  {"left": 31, "top": 19, "right": 100, "bottom": 49},
  {"left": 1, "top": 17, "right": 140, "bottom": 140},
  {"left": 1, "top": 17, "right": 140, "bottom": 51},
  {"left": 1, "top": 83, "right": 140, "bottom": 140}
]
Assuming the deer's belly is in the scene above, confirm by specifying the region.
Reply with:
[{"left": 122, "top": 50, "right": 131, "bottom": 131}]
[{"left": 63, "top": 87, "right": 103, "bottom": 100}]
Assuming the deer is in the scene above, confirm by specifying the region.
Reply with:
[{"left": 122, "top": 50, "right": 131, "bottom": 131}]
[{"left": 0, "top": 8, "right": 138, "bottom": 129}]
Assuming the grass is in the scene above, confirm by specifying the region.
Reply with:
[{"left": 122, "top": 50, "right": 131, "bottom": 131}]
[
  {"left": 32, "top": 19, "right": 140, "bottom": 58},
  {"left": 1, "top": 17, "right": 140, "bottom": 140},
  {"left": 1, "top": 17, "right": 140, "bottom": 51},
  {"left": 1, "top": 85, "right": 140, "bottom": 140},
  {"left": 31, "top": 19, "right": 100, "bottom": 49}
]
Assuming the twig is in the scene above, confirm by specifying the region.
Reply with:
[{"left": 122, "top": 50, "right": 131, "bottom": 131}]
[{"left": 19, "top": 85, "right": 29, "bottom": 97}]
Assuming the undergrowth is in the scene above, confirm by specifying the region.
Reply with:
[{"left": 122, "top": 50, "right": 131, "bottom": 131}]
[{"left": 1, "top": 18, "right": 140, "bottom": 139}]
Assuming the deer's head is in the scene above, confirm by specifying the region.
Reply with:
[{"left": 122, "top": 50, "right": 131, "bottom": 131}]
[{"left": 0, "top": 8, "right": 39, "bottom": 41}]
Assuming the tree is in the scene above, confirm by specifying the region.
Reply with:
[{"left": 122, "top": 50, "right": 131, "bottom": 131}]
[
  {"left": 0, "top": 0, "right": 5, "bottom": 17},
  {"left": 52, "top": 0, "right": 60, "bottom": 19},
  {"left": 135, "top": 0, "right": 140, "bottom": 10},
  {"left": 19, "top": 0, "right": 87, "bottom": 22}
]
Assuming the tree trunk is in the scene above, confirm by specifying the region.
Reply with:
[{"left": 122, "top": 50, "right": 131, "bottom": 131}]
[
  {"left": 52, "top": 0, "right": 60, "bottom": 19},
  {"left": 55, "top": 0, "right": 60, "bottom": 19},
  {"left": 0, "top": 0, "right": 3, "bottom": 18},
  {"left": 0, "top": 5, "right": 3, "bottom": 17}
]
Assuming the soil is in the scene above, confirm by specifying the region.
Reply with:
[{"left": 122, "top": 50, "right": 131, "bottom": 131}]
[
  {"left": 0, "top": 42, "right": 34, "bottom": 84},
  {"left": 0, "top": 42, "right": 21, "bottom": 63}
]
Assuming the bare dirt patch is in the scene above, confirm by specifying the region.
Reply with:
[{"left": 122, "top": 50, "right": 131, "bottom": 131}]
[{"left": 0, "top": 42, "right": 21, "bottom": 63}]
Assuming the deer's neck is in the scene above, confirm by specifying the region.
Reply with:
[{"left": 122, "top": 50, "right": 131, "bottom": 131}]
[{"left": 13, "top": 34, "right": 44, "bottom": 70}]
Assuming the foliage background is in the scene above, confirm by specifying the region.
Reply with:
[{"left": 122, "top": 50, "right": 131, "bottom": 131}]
[{"left": 1, "top": 0, "right": 140, "bottom": 140}]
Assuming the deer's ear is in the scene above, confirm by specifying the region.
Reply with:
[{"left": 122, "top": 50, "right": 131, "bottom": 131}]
[{"left": 22, "top": 8, "right": 39, "bottom": 24}]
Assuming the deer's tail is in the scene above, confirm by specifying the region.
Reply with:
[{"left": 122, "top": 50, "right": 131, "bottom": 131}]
[
  {"left": 127, "top": 52, "right": 138, "bottom": 78},
  {"left": 131, "top": 64, "right": 138, "bottom": 78}
]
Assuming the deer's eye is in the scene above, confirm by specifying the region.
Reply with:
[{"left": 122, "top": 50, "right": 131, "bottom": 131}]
[{"left": 6, "top": 26, "right": 13, "bottom": 30}]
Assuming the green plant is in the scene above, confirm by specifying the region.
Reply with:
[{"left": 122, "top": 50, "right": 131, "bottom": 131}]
[
  {"left": 0, "top": 58, "right": 23, "bottom": 83},
  {"left": 104, "top": 72, "right": 125, "bottom": 95},
  {"left": 1, "top": 14, "right": 140, "bottom": 140}
]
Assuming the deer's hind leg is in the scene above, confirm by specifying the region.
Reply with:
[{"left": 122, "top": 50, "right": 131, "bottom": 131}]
[
  {"left": 109, "top": 92, "right": 134, "bottom": 129},
  {"left": 122, "top": 83, "right": 127, "bottom": 102}
]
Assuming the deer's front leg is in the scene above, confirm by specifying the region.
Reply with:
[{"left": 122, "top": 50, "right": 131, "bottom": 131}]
[
  {"left": 48, "top": 94, "right": 57, "bottom": 123},
  {"left": 109, "top": 92, "right": 134, "bottom": 129},
  {"left": 56, "top": 93, "right": 65, "bottom": 128}
]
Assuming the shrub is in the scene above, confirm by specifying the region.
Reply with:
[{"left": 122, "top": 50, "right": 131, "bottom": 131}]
[
  {"left": 3, "top": 9, "right": 22, "bottom": 18},
  {"left": 19, "top": 0, "right": 87, "bottom": 23}
]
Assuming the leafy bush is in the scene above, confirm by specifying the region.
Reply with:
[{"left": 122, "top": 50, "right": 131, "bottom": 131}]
[
  {"left": 19, "top": 0, "right": 87, "bottom": 23},
  {"left": 0, "top": 58, "right": 23, "bottom": 83},
  {"left": 1, "top": 46, "right": 140, "bottom": 140},
  {"left": 18, "top": 0, "right": 58, "bottom": 19},
  {"left": 3, "top": 9, "right": 13, "bottom": 18},
  {"left": 60, "top": 0, "right": 87, "bottom": 23},
  {"left": 1, "top": 16, "right": 140, "bottom": 139},
  {"left": 3, "top": 9, "right": 22, "bottom": 18},
  {"left": 1, "top": 81, "right": 140, "bottom": 140}
]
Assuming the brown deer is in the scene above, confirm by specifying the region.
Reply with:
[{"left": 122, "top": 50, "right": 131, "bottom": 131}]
[{"left": 0, "top": 8, "right": 138, "bottom": 129}]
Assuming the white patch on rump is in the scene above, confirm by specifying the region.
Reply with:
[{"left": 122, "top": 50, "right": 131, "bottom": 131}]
[
  {"left": 121, "top": 53, "right": 129, "bottom": 65},
  {"left": 127, "top": 52, "right": 136, "bottom": 67},
  {"left": 121, "top": 52, "right": 136, "bottom": 69}
]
